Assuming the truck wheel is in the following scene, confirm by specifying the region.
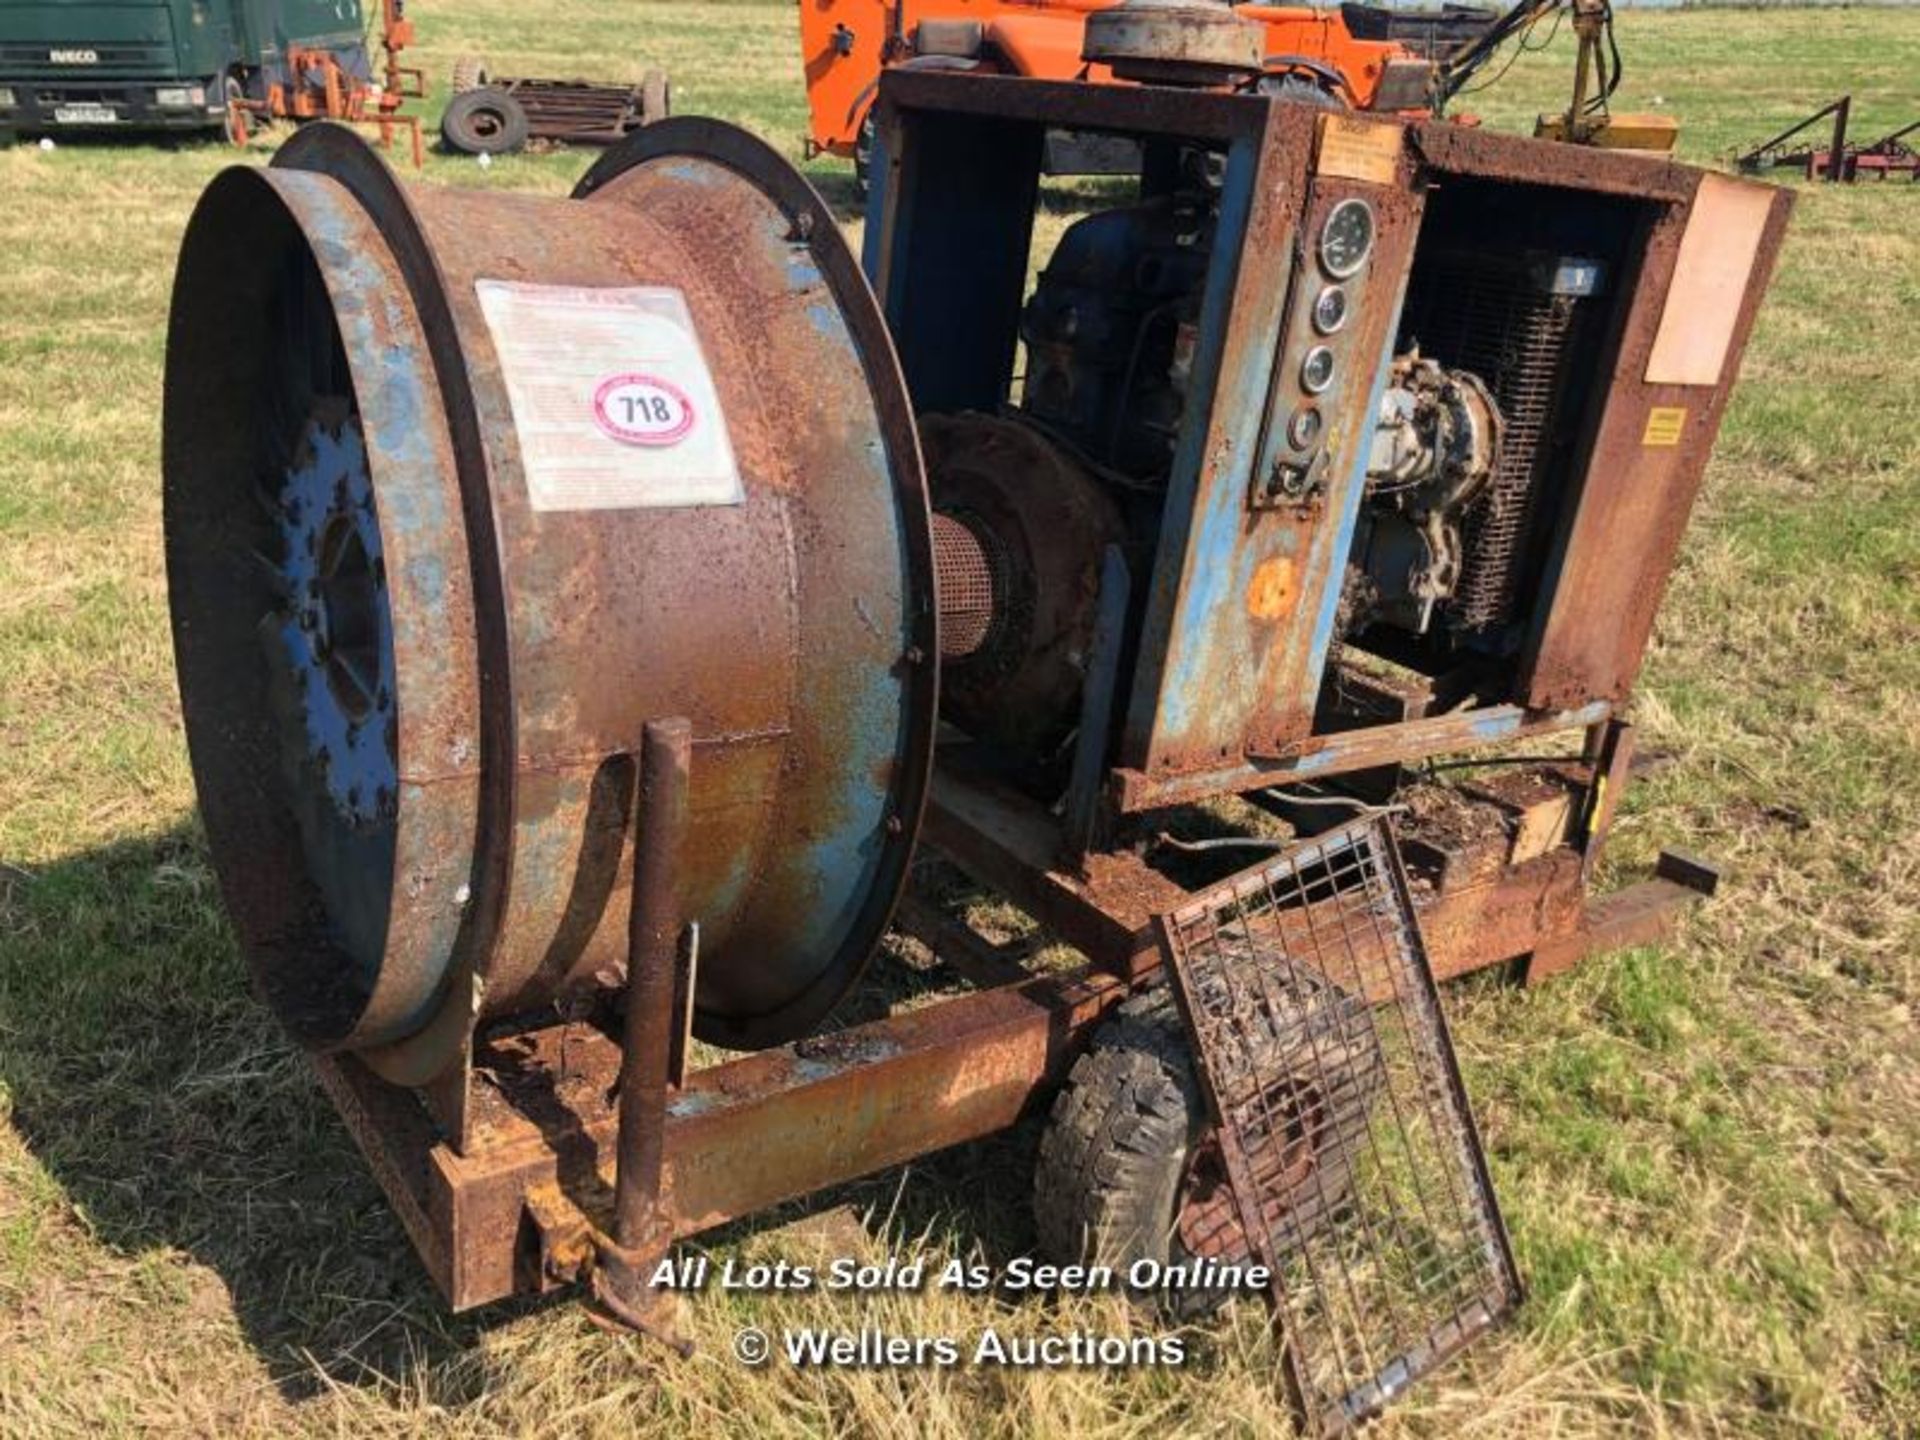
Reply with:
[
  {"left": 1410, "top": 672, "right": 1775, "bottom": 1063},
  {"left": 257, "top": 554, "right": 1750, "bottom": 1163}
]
[
  {"left": 450, "top": 55, "right": 491, "bottom": 94},
  {"left": 1033, "top": 984, "right": 1378, "bottom": 1320},
  {"left": 640, "top": 68, "right": 670, "bottom": 125},
  {"left": 440, "top": 87, "right": 528, "bottom": 156}
]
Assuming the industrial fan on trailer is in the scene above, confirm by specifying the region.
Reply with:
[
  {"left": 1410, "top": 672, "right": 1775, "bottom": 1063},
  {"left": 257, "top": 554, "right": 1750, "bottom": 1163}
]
[{"left": 160, "top": 0, "right": 1786, "bottom": 1424}]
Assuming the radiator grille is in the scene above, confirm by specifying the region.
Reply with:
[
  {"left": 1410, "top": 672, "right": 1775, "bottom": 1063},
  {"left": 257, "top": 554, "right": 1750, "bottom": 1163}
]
[
  {"left": 1156, "top": 817, "right": 1521, "bottom": 1435},
  {"left": 1402, "top": 253, "right": 1585, "bottom": 632}
]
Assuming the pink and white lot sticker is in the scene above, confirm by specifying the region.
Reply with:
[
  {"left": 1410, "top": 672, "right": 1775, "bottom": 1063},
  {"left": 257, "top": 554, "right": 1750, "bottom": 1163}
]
[{"left": 592, "top": 373, "right": 696, "bottom": 446}]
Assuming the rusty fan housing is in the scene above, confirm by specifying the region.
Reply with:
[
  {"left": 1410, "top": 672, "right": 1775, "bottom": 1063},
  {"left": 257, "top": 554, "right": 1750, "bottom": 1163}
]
[{"left": 164, "top": 122, "right": 937, "bottom": 1076}]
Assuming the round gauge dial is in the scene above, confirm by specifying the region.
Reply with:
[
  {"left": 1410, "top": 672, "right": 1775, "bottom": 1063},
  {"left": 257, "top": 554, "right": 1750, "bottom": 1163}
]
[
  {"left": 1312, "top": 284, "right": 1350, "bottom": 335},
  {"left": 1319, "top": 199, "right": 1376, "bottom": 279},
  {"left": 1300, "top": 345, "right": 1336, "bottom": 395},
  {"left": 1287, "top": 406, "right": 1322, "bottom": 450}
]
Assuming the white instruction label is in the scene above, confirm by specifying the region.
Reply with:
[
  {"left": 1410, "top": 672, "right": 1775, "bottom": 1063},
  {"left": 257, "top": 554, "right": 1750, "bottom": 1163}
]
[{"left": 475, "top": 280, "right": 743, "bottom": 511}]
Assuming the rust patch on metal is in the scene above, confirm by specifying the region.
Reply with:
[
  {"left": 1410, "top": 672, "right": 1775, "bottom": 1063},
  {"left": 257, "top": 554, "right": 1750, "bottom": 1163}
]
[{"left": 1247, "top": 555, "right": 1299, "bottom": 620}]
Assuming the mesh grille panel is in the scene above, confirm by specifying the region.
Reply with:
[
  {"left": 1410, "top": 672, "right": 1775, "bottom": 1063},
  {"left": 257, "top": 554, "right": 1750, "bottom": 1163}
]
[
  {"left": 1156, "top": 817, "right": 1520, "bottom": 1435},
  {"left": 1402, "top": 253, "right": 1583, "bottom": 631},
  {"left": 931, "top": 510, "right": 1002, "bottom": 659}
]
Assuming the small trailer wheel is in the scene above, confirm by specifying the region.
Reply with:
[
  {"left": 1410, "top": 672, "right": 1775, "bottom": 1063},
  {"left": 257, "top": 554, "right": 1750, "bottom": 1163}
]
[
  {"left": 441, "top": 86, "right": 529, "bottom": 156},
  {"left": 641, "top": 67, "right": 671, "bottom": 125},
  {"left": 1034, "top": 985, "right": 1373, "bottom": 1319},
  {"left": 450, "top": 55, "right": 491, "bottom": 94}
]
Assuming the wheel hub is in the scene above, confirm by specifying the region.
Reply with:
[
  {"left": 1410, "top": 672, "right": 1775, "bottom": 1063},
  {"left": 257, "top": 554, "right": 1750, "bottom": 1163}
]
[{"left": 270, "top": 408, "right": 397, "bottom": 830}]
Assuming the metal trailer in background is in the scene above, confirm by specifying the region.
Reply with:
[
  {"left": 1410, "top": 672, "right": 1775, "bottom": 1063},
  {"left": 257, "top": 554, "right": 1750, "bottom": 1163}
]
[
  {"left": 160, "top": 15, "right": 1788, "bottom": 1424},
  {"left": 1737, "top": 96, "right": 1920, "bottom": 182},
  {"left": 439, "top": 57, "right": 671, "bottom": 156}
]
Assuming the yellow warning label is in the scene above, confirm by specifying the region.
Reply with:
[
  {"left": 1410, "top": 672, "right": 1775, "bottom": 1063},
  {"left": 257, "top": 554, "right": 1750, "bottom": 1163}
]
[
  {"left": 1316, "top": 115, "right": 1401, "bottom": 184},
  {"left": 1642, "top": 406, "right": 1688, "bottom": 448}
]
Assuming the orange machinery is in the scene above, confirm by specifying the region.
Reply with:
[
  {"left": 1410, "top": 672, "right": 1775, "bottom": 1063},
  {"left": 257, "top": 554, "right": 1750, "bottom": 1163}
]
[
  {"left": 801, "top": 0, "right": 1432, "bottom": 167},
  {"left": 227, "top": 0, "right": 426, "bottom": 165}
]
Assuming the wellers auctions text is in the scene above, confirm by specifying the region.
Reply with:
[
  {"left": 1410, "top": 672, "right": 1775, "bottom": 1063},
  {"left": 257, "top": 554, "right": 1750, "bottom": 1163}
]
[
  {"left": 651, "top": 1253, "right": 1272, "bottom": 1296},
  {"left": 784, "top": 1326, "right": 1187, "bottom": 1369}
]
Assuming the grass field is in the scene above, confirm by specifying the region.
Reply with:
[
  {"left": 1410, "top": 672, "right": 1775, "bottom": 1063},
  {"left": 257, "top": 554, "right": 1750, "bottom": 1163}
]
[{"left": 3, "top": 4, "right": 1919, "bottom": 1436}]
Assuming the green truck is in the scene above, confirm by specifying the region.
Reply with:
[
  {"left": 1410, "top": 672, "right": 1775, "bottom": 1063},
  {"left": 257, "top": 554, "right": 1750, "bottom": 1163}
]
[{"left": 0, "top": 0, "right": 370, "bottom": 138}]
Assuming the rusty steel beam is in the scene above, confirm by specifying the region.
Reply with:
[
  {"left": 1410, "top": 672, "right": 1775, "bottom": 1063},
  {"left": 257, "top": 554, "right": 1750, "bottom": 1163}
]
[
  {"left": 882, "top": 68, "right": 1271, "bottom": 143},
  {"left": 924, "top": 767, "right": 1184, "bottom": 978},
  {"left": 892, "top": 893, "right": 1033, "bottom": 989},
  {"left": 931, "top": 766, "right": 1606, "bottom": 983},
  {"left": 1522, "top": 850, "right": 1719, "bottom": 986},
  {"left": 1111, "top": 699, "right": 1611, "bottom": 814},
  {"left": 313, "top": 811, "right": 1712, "bottom": 1313},
  {"left": 593, "top": 717, "right": 693, "bottom": 1343},
  {"left": 882, "top": 70, "right": 1704, "bottom": 205},
  {"left": 371, "top": 967, "right": 1129, "bottom": 1310}
]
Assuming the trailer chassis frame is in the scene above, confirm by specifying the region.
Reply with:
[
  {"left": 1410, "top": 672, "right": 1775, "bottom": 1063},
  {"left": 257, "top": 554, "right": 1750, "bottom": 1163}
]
[{"left": 312, "top": 724, "right": 1717, "bottom": 1316}]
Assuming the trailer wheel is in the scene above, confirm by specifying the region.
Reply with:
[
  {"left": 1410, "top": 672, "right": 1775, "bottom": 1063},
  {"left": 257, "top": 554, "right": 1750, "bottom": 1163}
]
[
  {"left": 641, "top": 68, "right": 671, "bottom": 125},
  {"left": 450, "top": 55, "right": 491, "bottom": 94},
  {"left": 1034, "top": 984, "right": 1373, "bottom": 1319},
  {"left": 441, "top": 87, "right": 529, "bottom": 156}
]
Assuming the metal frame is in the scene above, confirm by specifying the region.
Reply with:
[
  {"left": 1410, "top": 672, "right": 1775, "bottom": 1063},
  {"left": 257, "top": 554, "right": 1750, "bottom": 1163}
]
[
  {"left": 864, "top": 72, "right": 1792, "bottom": 861},
  {"left": 296, "top": 75, "right": 1772, "bottom": 1329},
  {"left": 1735, "top": 97, "right": 1919, "bottom": 184},
  {"left": 313, "top": 736, "right": 1717, "bottom": 1313}
]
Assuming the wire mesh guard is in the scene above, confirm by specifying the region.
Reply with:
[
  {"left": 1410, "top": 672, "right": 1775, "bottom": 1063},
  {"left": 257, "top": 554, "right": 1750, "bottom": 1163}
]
[
  {"left": 930, "top": 510, "right": 1004, "bottom": 659},
  {"left": 1154, "top": 816, "right": 1521, "bottom": 1435}
]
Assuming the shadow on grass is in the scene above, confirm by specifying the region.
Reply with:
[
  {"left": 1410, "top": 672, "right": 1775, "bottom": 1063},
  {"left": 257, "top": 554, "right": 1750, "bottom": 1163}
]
[
  {"left": 0, "top": 822, "right": 523, "bottom": 1402},
  {"left": 0, "top": 821, "right": 1048, "bottom": 1403}
]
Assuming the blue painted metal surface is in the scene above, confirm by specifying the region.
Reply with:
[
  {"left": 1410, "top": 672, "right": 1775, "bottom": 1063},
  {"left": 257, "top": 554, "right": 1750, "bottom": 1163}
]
[
  {"left": 1118, "top": 129, "right": 1286, "bottom": 770},
  {"left": 168, "top": 122, "right": 937, "bottom": 1063},
  {"left": 1061, "top": 545, "right": 1133, "bottom": 863},
  {"left": 1254, "top": 213, "right": 1421, "bottom": 747},
  {"left": 166, "top": 161, "right": 485, "bottom": 1052}
]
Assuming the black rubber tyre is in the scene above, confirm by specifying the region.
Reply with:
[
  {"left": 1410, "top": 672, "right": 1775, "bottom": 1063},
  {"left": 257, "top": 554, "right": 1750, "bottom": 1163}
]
[
  {"left": 440, "top": 86, "right": 529, "bottom": 156},
  {"left": 449, "top": 55, "right": 490, "bottom": 94},
  {"left": 1258, "top": 73, "right": 1344, "bottom": 110},
  {"left": 1034, "top": 984, "right": 1377, "bottom": 1320},
  {"left": 852, "top": 109, "right": 876, "bottom": 199},
  {"left": 641, "top": 67, "right": 671, "bottom": 125}
]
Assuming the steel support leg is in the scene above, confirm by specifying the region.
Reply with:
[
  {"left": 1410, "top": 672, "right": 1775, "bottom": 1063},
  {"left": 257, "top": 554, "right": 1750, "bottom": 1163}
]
[{"left": 592, "top": 716, "right": 694, "bottom": 1352}]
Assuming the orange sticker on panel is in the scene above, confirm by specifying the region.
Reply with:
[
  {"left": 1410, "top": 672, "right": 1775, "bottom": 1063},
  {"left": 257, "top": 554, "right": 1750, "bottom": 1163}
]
[{"left": 1248, "top": 556, "right": 1298, "bottom": 619}]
